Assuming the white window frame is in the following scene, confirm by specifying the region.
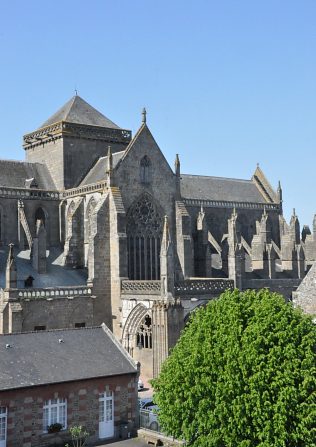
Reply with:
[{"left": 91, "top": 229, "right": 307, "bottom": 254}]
[
  {"left": 43, "top": 398, "right": 67, "bottom": 433},
  {"left": 0, "top": 407, "right": 7, "bottom": 445}
]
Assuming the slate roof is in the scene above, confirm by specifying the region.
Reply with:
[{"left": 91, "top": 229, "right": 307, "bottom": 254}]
[
  {"left": 180, "top": 174, "right": 267, "bottom": 203},
  {"left": 0, "top": 247, "right": 87, "bottom": 288},
  {"left": 0, "top": 160, "right": 56, "bottom": 190},
  {"left": 80, "top": 151, "right": 125, "bottom": 186},
  {"left": 39, "top": 95, "right": 121, "bottom": 130},
  {"left": 0, "top": 325, "right": 137, "bottom": 391}
]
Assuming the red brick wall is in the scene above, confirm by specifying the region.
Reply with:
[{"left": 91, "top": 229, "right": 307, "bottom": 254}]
[{"left": 0, "top": 373, "right": 138, "bottom": 447}]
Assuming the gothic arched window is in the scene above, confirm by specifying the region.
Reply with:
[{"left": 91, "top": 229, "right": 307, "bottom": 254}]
[
  {"left": 127, "top": 194, "right": 163, "bottom": 280},
  {"left": 136, "top": 314, "right": 152, "bottom": 349},
  {"left": 140, "top": 156, "right": 151, "bottom": 184},
  {"left": 35, "top": 207, "right": 46, "bottom": 226}
]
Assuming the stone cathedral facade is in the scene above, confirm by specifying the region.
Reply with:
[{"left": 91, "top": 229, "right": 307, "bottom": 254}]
[{"left": 0, "top": 96, "right": 315, "bottom": 378}]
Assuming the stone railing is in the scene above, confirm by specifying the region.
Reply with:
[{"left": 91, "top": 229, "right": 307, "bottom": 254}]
[
  {"left": 183, "top": 198, "right": 279, "bottom": 211},
  {"left": 121, "top": 280, "right": 161, "bottom": 295},
  {"left": 13, "top": 286, "right": 92, "bottom": 301},
  {"left": 175, "top": 278, "right": 234, "bottom": 296},
  {"left": 24, "top": 122, "right": 132, "bottom": 149},
  {"left": 0, "top": 187, "right": 60, "bottom": 200},
  {"left": 62, "top": 181, "right": 107, "bottom": 198}
]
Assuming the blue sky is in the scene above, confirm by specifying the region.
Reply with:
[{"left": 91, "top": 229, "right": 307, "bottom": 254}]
[{"left": 0, "top": 0, "right": 315, "bottom": 226}]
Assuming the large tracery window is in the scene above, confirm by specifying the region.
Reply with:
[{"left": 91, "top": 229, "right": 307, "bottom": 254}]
[
  {"left": 136, "top": 314, "right": 152, "bottom": 349},
  {"left": 127, "top": 194, "right": 163, "bottom": 280}
]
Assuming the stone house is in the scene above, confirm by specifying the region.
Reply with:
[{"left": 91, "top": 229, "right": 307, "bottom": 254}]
[
  {"left": 0, "top": 95, "right": 315, "bottom": 380},
  {"left": 0, "top": 324, "right": 139, "bottom": 447}
]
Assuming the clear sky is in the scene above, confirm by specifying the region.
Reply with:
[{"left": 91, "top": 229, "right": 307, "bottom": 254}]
[{"left": 0, "top": 0, "right": 315, "bottom": 226}]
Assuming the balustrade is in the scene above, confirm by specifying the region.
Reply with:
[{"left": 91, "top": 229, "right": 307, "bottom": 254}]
[
  {"left": 121, "top": 280, "right": 161, "bottom": 295},
  {"left": 13, "top": 286, "right": 92, "bottom": 300},
  {"left": 175, "top": 279, "right": 234, "bottom": 296}
]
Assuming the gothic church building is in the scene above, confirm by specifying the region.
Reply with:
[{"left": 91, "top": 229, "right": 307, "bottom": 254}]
[{"left": 0, "top": 96, "right": 315, "bottom": 378}]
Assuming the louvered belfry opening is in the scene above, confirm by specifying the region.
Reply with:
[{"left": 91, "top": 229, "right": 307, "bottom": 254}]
[{"left": 127, "top": 194, "right": 163, "bottom": 280}]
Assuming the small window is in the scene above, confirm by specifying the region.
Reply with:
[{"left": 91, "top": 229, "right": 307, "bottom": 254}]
[
  {"left": 34, "top": 325, "right": 46, "bottom": 331},
  {"left": 43, "top": 398, "right": 67, "bottom": 433},
  {"left": 75, "top": 322, "right": 86, "bottom": 328},
  {"left": 140, "top": 156, "right": 151, "bottom": 184}
]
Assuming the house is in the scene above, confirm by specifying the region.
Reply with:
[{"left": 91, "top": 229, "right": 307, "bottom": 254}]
[{"left": 0, "top": 324, "right": 139, "bottom": 447}]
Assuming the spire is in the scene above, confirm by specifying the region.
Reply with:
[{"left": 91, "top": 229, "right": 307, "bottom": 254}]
[
  {"left": 175, "top": 154, "right": 180, "bottom": 177},
  {"left": 160, "top": 215, "right": 174, "bottom": 299},
  {"left": 106, "top": 145, "right": 113, "bottom": 172},
  {"left": 262, "top": 205, "right": 267, "bottom": 218},
  {"left": 277, "top": 180, "right": 283, "bottom": 214},
  {"left": 142, "top": 107, "right": 147, "bottom": 124},
  {"left": 161, "top": 215, "right": 171, "bottom": 251},
  {"left": 290, "top": 208, "right": 300, "bottom": 244},
  {"left": 6, "top": 243, "right": 17, "bottom": 289},
  {"left": 7, "top": 243, "right": 14, "bottom": 267}
]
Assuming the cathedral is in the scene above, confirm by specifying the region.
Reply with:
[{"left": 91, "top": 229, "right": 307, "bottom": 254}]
[{"left": 0, "top": 95, "right": 315, "bottom": 379}]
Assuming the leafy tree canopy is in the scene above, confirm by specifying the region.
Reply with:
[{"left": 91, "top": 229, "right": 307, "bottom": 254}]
[{"left": 152, "top": 289, "right": 316, "bottom": 447}]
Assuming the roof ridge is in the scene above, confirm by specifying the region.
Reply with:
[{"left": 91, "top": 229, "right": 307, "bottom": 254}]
[
  {"left": 181, "top": 173, "right": 252, "bottom": 182},
  {"left": 1, "top": 325, "right": 102, "bottom": 337},
  {"left": 63, "top": 95, "right": 77, "bottom": 121},
  {"left": 0, "top": 159, "right": 45, "bottom": 166}
]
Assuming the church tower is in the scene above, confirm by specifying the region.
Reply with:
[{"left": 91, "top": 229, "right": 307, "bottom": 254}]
[{"left": 23, "top": 96, "right": 132, "bottom": 189}]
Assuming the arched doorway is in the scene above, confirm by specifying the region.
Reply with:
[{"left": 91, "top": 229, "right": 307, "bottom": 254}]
[{"left": 122, "top": 303, "right": 153, "bottom": 378}]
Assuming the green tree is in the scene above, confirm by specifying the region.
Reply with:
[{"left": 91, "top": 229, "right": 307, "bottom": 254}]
[{"left": 152, "top": 289, "right": 316, "bottom": 447}]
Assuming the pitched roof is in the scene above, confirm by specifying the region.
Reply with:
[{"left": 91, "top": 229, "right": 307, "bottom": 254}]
[
  {"left": 180, "top": 174, "right": 267, "bottom": 203},
  {"left": 0, "top": 325, "right": 137, "bottom": 391},
  {"left": 0, "top": 160, "right": 56, "bottom": 190},
  {"left": 80, "top": 151, "right": 125, "bottom": 186},
  {"left": 0, "top": 247, "right": 87, "bottom": 289},
  {"left": 39, "top": 96, "right": 120, "bottom": 129}
]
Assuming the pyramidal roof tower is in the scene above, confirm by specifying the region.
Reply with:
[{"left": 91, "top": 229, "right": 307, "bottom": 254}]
[
  {"left": 23, "top": 96, "right": 131, "bottom": 190},
  {"left": 40, "top": 95, "right": 120, "bottom": 129}
]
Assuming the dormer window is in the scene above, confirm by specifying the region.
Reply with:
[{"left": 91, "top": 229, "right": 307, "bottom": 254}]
[
  {"left": 140, "top": 156, "right": 151, "bottom": 184},
  {"left": 25, "top": 177, "right": 38, "bottom": 189}
]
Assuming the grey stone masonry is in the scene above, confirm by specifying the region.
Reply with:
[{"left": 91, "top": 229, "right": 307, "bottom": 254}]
[
  {"left": 0, "top": 94, "right": 315, "bottom": 382},
  {"left": 293, "top": 261, "right": 316, "bottom": 314},
  {"left": 32, "top": 219, "right": 47, "bottom": 274}
]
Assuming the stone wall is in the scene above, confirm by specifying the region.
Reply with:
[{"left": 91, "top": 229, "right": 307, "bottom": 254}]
[
  {"left": 63, "top": 137, "right": 126, "bottom": 189},
  {"left": 0, "top": 292, "right": 95, "bottom": 334},
  {"left": 26, "top": 138, "right": 64, "bottom": 190},
  {"left": 0, "top": 196, "right": 60, "bottom": 247},
  {"left": 242, "top": 278, "right": 301, "bottom": 301}
]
